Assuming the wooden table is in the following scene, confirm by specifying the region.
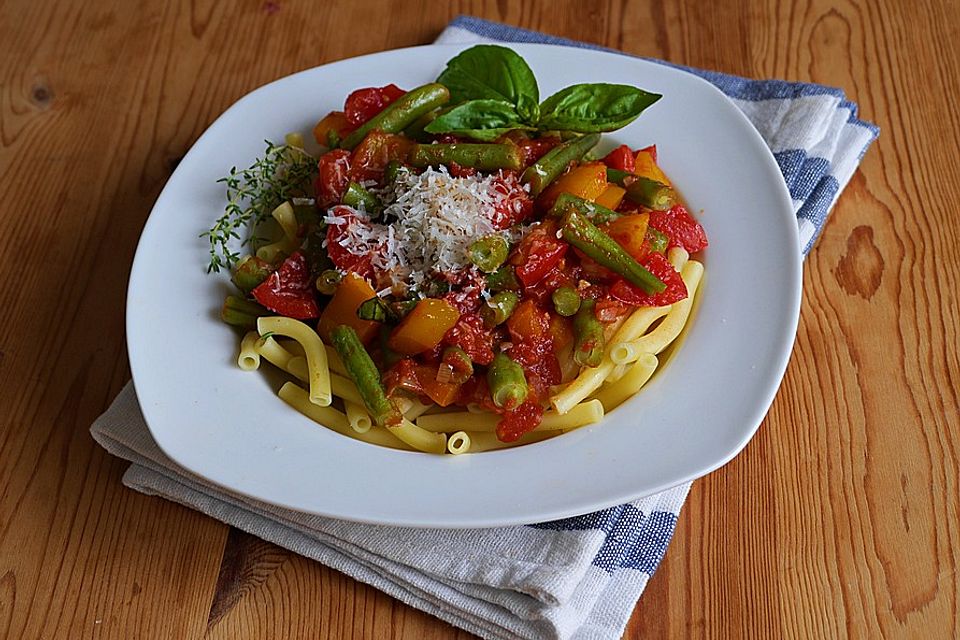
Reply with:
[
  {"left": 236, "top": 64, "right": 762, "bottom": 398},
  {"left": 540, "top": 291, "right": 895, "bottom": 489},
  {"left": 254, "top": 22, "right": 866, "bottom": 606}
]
[{"left": 2, "top": 1, "right": 957, "bottom": 637}]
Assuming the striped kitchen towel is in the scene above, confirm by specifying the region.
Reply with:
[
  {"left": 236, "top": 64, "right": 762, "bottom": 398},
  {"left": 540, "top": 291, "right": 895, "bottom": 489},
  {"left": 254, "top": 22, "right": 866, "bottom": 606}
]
[{"left": 90, "top": 16, "right": 877, "bottom": 640}]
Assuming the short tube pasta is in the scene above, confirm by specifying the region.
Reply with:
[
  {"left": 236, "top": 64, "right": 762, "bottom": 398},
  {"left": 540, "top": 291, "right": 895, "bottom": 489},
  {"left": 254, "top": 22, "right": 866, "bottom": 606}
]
[
  {"left": 593, "top": 354, "right": 659, "bottom": 411},
  {"left": 238, "top": 331, "right": 261, "bottom": 371},
  {"left": 257, "top": 316, "right": 332, "bottom": 407},
  {"left": 621, "top": 260, "right": 703, "bottom": 357},
  {"left": 416, "top": 399, "right": 605, "bottom": 433},
  {"left": 463, "top": 430, "right": 557, "bottom": 452},
  {"left": 388, "top": 419, "right": 447, "bottom": 454},
  {"left": 446, "top": 431, "right": 471, "bottom": 455},
  {"left": 344, "top": 400, "right": 373, "bottom": 433},
  {"left": 278, "top": 382, "right": 411, "bottom": 450}
]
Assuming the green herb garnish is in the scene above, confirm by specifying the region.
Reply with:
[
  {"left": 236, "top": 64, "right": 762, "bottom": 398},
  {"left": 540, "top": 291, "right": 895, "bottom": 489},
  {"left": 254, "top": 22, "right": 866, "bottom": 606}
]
[{"left": 202, "top": 140, "right": 316, "bottom": 273}]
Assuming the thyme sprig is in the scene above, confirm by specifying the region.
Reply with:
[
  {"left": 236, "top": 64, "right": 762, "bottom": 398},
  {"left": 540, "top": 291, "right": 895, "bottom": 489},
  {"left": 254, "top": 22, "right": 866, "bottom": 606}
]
[{"left": 202, "top": 140, "right": 317, "bottom": 273}]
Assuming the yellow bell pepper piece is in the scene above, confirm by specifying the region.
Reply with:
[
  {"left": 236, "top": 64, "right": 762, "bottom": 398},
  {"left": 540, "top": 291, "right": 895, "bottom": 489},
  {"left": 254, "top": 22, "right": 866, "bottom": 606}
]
[
  {"left": 539, "top": 162, "right": 608, "bottom": 209},
  {"left": 318, "top": 273, "right": 380, "bottom": 345},
  {"left": 388, "top": 298, "right": 461, "bottom": 355},
  {"left": 595, "top": 183, "right": 626, "bottom": 210},
  {"left": 634, "top": 149, "right": 671, "bottom": 186}
]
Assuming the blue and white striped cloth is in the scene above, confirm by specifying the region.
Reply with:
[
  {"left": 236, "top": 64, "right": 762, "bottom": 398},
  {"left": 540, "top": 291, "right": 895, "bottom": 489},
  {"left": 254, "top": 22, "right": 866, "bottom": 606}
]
[{"left": 90, "top": 16, "right": 877, "bottom": 640}]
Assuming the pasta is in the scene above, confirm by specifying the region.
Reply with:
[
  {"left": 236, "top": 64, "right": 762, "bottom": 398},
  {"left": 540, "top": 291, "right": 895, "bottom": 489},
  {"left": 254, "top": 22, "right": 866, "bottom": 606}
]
[
  {"left": 257, "top": 316, "right": 332, "bottom": 406},
  {"left": 212, "top": 47, "right": 712, "bottom": 454},
  {"left": 237, "top": 331, "right": 261, "bottom": 371}
]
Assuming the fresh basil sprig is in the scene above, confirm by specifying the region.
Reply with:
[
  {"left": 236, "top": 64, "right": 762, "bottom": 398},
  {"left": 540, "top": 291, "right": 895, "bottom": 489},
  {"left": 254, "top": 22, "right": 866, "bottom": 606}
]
[{"left": 430, "top": 45, "right": 661, "bottom": 140}]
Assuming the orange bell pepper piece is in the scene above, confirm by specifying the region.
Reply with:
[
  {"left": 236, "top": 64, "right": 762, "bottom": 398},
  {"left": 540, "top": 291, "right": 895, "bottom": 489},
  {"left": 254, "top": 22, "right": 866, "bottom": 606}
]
[
  {"left": 594, "top": 183, "right": 626, "bottom": 210},
  {"left": 317, "top": 273, "right": 380, "bottom": 345},
  {"left": 538, "top": 162, "right": 608, "bottom": 210},
  {"left": 388, "top": 298, "right": 461, "bottom": 355},
  {"left": 634, "top": 149, "right": 671, "bottom": 186},
  {"left": 415, "top": 364, "right": 461, "bottom": 406}
]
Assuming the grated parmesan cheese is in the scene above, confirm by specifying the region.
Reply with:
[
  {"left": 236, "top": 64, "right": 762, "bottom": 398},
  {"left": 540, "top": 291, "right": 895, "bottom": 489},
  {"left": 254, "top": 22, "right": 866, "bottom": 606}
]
[{"left": 329, "top": 167, "right": 524, "bottom": 291}]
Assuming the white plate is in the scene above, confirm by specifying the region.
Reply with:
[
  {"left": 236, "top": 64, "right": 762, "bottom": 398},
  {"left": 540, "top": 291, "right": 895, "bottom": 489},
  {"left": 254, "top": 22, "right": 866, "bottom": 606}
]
[{"left": 127, "top": 43, "right": 801, "bottom": 528}]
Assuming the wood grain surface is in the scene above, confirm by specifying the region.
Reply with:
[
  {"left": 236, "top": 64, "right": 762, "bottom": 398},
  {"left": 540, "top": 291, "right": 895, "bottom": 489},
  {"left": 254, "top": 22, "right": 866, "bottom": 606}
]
[{"left": 1, "top": 0, "right": 958, "bottom": 638}]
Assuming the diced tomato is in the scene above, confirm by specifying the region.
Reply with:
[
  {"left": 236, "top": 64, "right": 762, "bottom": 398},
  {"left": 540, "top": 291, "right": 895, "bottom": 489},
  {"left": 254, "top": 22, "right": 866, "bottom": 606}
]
[
  {"left": 250, "top": 251, "right": 319, "bottom": 319},
  {"left": 344, "top": 84, "right": 406, "bottom": 127},
  {"left": 496, "top": 401, "right": 544, "bottom": 442},
  {"left": 349, "top": 130, "right": 413, "bottom": 183},
  {"left": 383, "top": 359, "right": 423, "bottom": 397},
  {"left": 512, "top": 227, "right": 569, "bottom": 287},
  {"left": 609, "top": 252, "right": 688, "bottom": 307},
  {"left": 507, "top": 300, "right": 561, "bottom": 386},
  {"left": 325, "top": 208, "right": 374, "bottom": 276},
  {"left": 442, "top": 314, "right": 495, "bottom": 365},
  {"left": 602, "top": 144, "right": 636, "bottom": 173},
  {"left": 595, "top": 298, "right": 632, "bottom": 323},
  {"left": 515, "top": 136, "right": 561, "bottom": 167},
  {"left": 648, "top": 204, "right": 709, "bottom": 254},
  {"left": 489, "top": 171, "right": 533, "bottom": 229},
  {"left": 315, "top": 149, "right": 352, "bottom": 207}
]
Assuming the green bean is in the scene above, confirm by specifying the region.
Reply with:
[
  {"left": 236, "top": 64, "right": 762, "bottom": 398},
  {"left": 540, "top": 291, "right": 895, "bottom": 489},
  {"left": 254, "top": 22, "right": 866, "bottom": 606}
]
[
  {"left": 231, "top": 256, "right": 273, "bottom": 295},
  {"left": 625, "top": 177, "right": 676, "bottom": 210},
  {"left": 605, "top": 167, "right": 633, "bottom": 186},
  {"left": 441, "top": 347, "right": 473, "bottom": 384},
  {"left": 572, "top": 299, "right": 605, "bottom": 367},
  {"left": 469, "top": 235, "right": 509, "bottom": 273},
  {"left": 220, "top": 295, "right": 268, "bottom": 329},
  {"left": 548, "top": 192, "right": 620, "bottom": 224},
  {"left": 330, "top": 325, "right": 401, "bottom": 427},
  {"left": 341, "top": 181, "right": 382, "bottom": 213},
  {"left": 487, "top": 352, "right": 528, "bottom": 410},
  {"left": 356, "top": 297, "right": 391, "bottom": 322},
  {"left": 646, "top": 227, "right": 669, "bottom": 254},
  {"left": 560, "top": 209, "right": 666, "bottom": 294},
  {"left": 316, "top": 269, "right": 342, "bottom": 295},
  {"left": 383, "top": 159, "right": 403, "bottom": 184},
  {"left": 486, "top": 265, "right": 520, "bottom": 292},
  {"left": 551, "top": 285, "right": 581, "bottom": 317},
  {"left": 401, "top": 109, "right": 441, "bottom": 141},
  {"left": 326, "top": 129, "right": 341, "bottom": 149},
  {"left": 480, "top": 291, "right": 519, "bottom": 327},
  {"left": 408, "top": 143, "right": 522, "bottom": 171},
  {"left": 341, "top": 83, "right": 451, "bottom": 150},
  {"left": 521, "top": 133, "right": 601, "bottom": 196}
]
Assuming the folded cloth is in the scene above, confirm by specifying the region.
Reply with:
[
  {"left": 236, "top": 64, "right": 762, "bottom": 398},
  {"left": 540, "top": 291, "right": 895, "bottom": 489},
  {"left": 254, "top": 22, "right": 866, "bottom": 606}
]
[{"left": 90, "top": 16, "right": 878, "bottom": 640}]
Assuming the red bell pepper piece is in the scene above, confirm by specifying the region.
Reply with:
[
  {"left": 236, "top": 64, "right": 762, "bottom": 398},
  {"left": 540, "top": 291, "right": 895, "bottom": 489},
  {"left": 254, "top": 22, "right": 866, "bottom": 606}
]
[
  {"left": 609, "top": 252, "right": 687, "bottom": 307},
  {"left": 512, "top": 227, "right": 569, "bottom": 287},
  {"left": 648, "top": 204, "right": 709, "bottom": 254},
  {"left": 315, "top": 149, "right": 351, "bottom": 207},
  {"left": 250, "top": 251, "right": 319, "bottom": 319},
  {"left": 344, "top": 84, "right": 406, "bottom": 127},
  {"left": 602, "top": 144, "right": 636, "bottom": 173}
]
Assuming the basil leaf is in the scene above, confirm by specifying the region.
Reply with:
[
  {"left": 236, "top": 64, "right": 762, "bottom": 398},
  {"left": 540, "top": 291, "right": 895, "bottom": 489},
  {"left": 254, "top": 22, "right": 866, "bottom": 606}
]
[
  {"left": 424, "top": 99, "right": 531, "bottom": 141},
  {"left": 437, "top": 45, "right": 540, "bottom": 121},
  {"left": 538, "top": 84, "right": 662, "bottom": 133}
]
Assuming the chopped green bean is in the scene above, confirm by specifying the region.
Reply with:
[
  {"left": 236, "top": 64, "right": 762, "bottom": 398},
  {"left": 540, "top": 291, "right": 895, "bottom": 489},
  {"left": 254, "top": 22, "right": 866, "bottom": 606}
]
[
  {"left": 469, "top": 235, "right": 509, "bottom": 273},
  {"left": 551, "top": 285, "right": 581, "bottom": 317},
  {"left": 316, "top": 269, "right": 342, "bottom": 295},
  {"left": 401, "top": 109, "right": 441, "bottom": 141},
  {"left": 341, "top": 83, "right": 451, "bottom": 150},
  {"left": 326, "top": 129, "right": 341, "bottom": 149},
  {"left": 560, "top": 209, "right": 666, "bottom": 294},
  {"left": 605, "top": 167, "right": 633, "bottom": 186},
  {"left": 486, "top": 265, "right": 520, "bottom": 292},
  {"left": 625, "top": 177, "right": 676, "bottom": 210},
  {"left": 487, "top": 352, "right": 528, "bottom": 410},
  {"left": 384, "top": 159, "right": 403, "bottom": 184},
  {"left": 408, "top": 143, "right": 522, "bottom": 171},
  {"left": 357, "top": 297, "right": 392, "bottom": 322},
  {"left": 330, "top": 325, "right": 401, "bottom": 427},
  {"left": 221, "top": 295, "right": 268, "bottom": 329},
  {"left": 521, "top": 133, "right": 601, "bottom": 196},
  {"left": 480, "top": 291, "right": 519, "bottom": 327},
  {"left": 441, "top": 347, "right": 473, "bottom": 384},
  {"left": 231, "top": 255, "right": 273, "bottom": 295},
  {"left": 549, "top": 192, "right": 620, "bottom": 224},
  {"left": 572, "top": 299, "right": 604, "bottom": 367},
  {"left": 341, "top": 181, "right": 382, "bottom": 214}
]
